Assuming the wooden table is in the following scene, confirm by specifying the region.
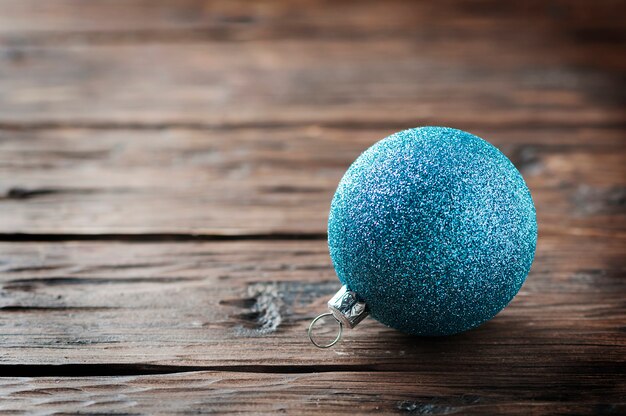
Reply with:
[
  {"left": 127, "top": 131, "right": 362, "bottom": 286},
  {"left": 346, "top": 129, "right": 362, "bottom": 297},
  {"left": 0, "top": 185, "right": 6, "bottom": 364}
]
[{"left": 0, "top": 1, "right": 624, "bottom": 414}]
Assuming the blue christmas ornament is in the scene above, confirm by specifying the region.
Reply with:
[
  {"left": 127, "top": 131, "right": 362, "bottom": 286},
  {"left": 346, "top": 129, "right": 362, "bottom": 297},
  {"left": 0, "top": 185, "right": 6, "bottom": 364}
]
[{"left": 308, "top": 127, "right": 536, "bottom": 348}]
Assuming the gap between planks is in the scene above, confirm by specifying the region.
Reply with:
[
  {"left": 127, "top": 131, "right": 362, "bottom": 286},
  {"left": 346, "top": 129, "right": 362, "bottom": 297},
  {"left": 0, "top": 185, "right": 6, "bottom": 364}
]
[
  {"left": 0, "top": 233, "right": 328, "bottom": 243},
  {"left": 0, "top": 120, "right": 625, "bottom": 132},
  {"left": 0, "top": 363, "right": 383, "bottom": 378}
]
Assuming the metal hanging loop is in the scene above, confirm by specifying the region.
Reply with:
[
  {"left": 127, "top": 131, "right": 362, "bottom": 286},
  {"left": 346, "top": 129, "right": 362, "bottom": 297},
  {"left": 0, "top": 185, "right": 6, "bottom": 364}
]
[{"left": 307, "top": 312, "right": 343, "bottom": 348}]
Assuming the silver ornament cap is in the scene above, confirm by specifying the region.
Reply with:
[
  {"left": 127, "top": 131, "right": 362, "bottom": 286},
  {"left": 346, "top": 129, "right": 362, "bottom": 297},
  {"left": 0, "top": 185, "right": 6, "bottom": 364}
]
[
  {"left": 308, "top": 285, "right": 369, "bottom": 348},
  {"left": 327, "top": 285, "right": 369, "bottom": 329}
]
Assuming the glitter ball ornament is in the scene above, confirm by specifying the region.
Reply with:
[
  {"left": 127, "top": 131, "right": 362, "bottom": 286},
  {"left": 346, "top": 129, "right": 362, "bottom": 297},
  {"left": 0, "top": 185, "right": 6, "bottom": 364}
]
[{"left": 309, "top": 126, "right": 537, "bottom": 347}]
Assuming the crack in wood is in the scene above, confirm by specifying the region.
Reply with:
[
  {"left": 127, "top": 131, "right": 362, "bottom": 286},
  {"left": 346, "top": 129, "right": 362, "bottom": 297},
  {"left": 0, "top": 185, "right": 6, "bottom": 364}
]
[
  {"left": 0, "top": 363, "right": 378, "bottom": 378},
  {"left": 0, "top": 120, "right": 625, "bottom": 132},
  {"left": 2, "top": 187, "right": 130, "bottom": 200},
  {"left": 0, "top": 305, "right": 115, "bottom": 312},
  {"left": 0, "top": 233, "right": 328, "bottom": 242},
  {"left": 397, "top": 395, "right": 483, "bottom": 415},
  {"left": 221, "top": 281, "right": 338, "bottom": 336},
  {"left": 4, "top": 188, "right": 60, "bottom": 200},
  {"left": 232, "top": 283, "right": 285, "bottom": 335},
  {"left": 3, "top": 276, "right": 202, "bottom": 290},
  {"left": 260, "top": 185, "right": 326, "bottom": 194}
]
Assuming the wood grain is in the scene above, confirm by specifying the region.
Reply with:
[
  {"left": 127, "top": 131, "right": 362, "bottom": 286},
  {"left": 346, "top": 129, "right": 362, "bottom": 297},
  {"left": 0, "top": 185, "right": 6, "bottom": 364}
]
[
  {"left": 0, "top": 0, "right": 624, "bottom": 414},
  {"left": 1, "top": 370, "right": 624, "bottom": 415},
  {"left": 0, "top": 126, "right": 624, "bottom": 235},
  {"left": 0, "top": 234, "right": 623, "bottom": 365},
  {"left": 0, "top": 1, "right": 623, "bottom": 126},
  {"left": 0, "top": 233, "right": 624, "bottom": 412},
  {"left": 0, "top": 237, "right": 626, "bottom": 414},
  {"left": 0, "top": 0, "right": 623, "bottom": 34},
  {"left": 0, "top": 40, "right": 621, "bottom": 127}
]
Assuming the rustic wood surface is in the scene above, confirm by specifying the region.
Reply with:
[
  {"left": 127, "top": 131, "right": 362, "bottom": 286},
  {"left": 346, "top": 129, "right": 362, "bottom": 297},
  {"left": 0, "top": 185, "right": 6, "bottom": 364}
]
[{"left": 0, "top": 0, "right": 624, "bottom": 414}]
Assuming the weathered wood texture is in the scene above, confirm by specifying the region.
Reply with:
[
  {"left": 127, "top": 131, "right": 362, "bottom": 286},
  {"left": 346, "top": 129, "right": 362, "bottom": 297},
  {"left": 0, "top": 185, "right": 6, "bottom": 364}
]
[
  {"left": 0, "top": 235, "right": 622, "bottom": 366},
  {"left": 0, "top": 0, "right": 623, "bottom": 127},
  {"left": 1, "top": 126, "right": 624, "bottom": 235},
  {"left": 0, "top": 0, "right": 624, "bottom": 414},
  {"left": 1, "top": 371, "right": 624, "bottom": 415},
  {"left": 0, "top": 1, "right": 624, "bottom": 235},
  {"left": 0, "top": 235, "right": 623, "bottom": 413}
]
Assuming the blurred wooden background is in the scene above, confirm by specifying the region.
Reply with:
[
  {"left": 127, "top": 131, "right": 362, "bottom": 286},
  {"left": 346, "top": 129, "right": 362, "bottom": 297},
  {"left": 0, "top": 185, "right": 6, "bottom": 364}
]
[{"left": 0, "top": 0, "right": 624, "bottom": 414}]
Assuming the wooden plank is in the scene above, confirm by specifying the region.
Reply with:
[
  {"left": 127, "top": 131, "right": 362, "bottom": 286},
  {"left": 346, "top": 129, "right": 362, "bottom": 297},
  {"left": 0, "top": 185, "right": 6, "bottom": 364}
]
[
  {"left": 0, "top": 126, "right": 624, "bottom": 235},
  {"left": 0, "top": 5, "right": 623, "bottom": 126},
  {"left": 0, "top": 0, "right": 623, "bottom": 36},
  {"left": 0, "top": 1, "right": 623, "bottom": 413},
  {"left": 0, "top": 40, "right": 622, "bottom": 126},
  {"left": 0, "top": 234, "right": 624, "bottom": 411},
  {"left": 1, "top": 370, "right": 624, "bottom": 415},
  {"left": 0, "top": 234, "right": 623, "bottom": 368}
]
